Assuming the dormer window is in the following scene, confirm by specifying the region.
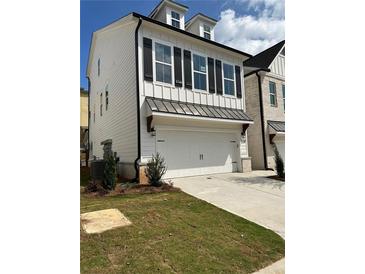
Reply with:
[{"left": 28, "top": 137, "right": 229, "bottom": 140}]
[
  {"left": 203, "top": 24, "right": 211, "bottom": 40},
  {"left": 171, "top": 11, "right": 180, "bottom": 28}
]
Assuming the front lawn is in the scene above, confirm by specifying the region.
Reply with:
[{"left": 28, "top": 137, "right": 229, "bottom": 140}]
[{"left": 81, "top": 191, "right": 284, "bottom": 273}]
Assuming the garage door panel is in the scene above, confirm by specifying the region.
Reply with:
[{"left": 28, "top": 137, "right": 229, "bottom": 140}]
[{"left": 157, "top": 130, "right": 238, "bottom": 178}]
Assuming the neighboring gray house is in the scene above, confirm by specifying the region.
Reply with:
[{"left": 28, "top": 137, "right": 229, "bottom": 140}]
[
  {"left": 243, "top": 41, "right": 285, "bottom": 170},
  {"left": 86, "top": 0, "right": 256, "bottom": 183}
]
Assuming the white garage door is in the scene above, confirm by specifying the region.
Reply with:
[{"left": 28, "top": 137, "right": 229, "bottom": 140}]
[
  {"left": 156, "top": 130, "right": 239, "bottom": 178},
  {"left": 275, "top": 139, "right": 285, "bottom": 163}
]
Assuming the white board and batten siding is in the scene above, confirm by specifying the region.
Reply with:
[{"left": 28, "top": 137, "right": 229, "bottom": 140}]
[
  {"left": 269, "top": 54, "right": 285, "bottom": 78},
  {"left": 137, "top": 24, "right": 249, "bottom": 164},
  {"left": 88, "top": 20, "right": 138, "bottom": 171}
]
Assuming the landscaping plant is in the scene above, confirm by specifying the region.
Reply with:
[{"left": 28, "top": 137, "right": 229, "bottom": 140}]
[
  {"left": 145, "top": 153, "right": 167, "bottom": 186},
  {"left": 272, "top": 143, "right": 285, "bottom": 178},
  {"left": 103, "top": 154, "right": 117, "bottom": 190}
]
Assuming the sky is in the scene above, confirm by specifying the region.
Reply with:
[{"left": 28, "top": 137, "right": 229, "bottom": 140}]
[{"left": 80, "top": 0, "right": 284, "bottom": 89}]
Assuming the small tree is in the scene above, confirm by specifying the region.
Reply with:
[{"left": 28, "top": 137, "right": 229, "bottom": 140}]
[
  {"left": 145, "top": 153, "right": 167, "bottom": 187},
  {"left": 104, "top": 154, "right": 117, "bottom": 190},
  {"left": 272, "top": 143, "right": 285, "bottom": 178}
]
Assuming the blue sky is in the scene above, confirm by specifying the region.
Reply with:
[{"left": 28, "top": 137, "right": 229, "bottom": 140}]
[{"left": 80, "top": 0, "right": 284, "bottom": 89}]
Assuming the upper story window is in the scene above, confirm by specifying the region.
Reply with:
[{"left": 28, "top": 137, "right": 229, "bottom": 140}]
[
  {"left": 269, "top": 81, "right": 277, "bottom": 107},
  {"left": 155, "top": 42, "right": 172, "bottom": 84},
  {"left": 203, "top": 24, "right": 211, "bottom": 40},
  {"left": 193, "top": 54, "right": 207, "bottom": 91},
  {"left": 105, "top": 84, "right": 109, "bottom": 111},
  {"left": 223, "top": 63, "right": 235, "bottom": 96},
  {"left": 171, "top": 11, "right": 180, "bottom": 28},
  {"left": 282, "top": 84, "right": 285, "bottom": 111},
  {"left": 100, "top": 93, "right": 103, "bottom": 116},
  {"left": 93, "top": 104, "right": 95, "bottom": 123},
  {"left": 97, "top": 58, "right": 100, "bottom": 77}
]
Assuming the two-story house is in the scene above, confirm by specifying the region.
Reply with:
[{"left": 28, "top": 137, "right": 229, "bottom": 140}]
[
  {"left": 243, "top": 41, "right": 285, "bottom": 170},
  {"left": 86, "top": 0, "right": 255, "bottom": 182}
]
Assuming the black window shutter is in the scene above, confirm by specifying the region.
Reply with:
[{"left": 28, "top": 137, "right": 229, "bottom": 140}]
[
  {"left": 174, "top": 47, "right": 182, "bottom": 87},
  {"left": 208, "top": 57, "right": 215, "bottom": 93},
  {"left": 235, "top": 65, "right": 242, "bottom": 98},
  {"left": 143, "top": 37, "right": 153, "bottom": 82},
  {"left": 215, "top": 59, "right": 223, "bottom": 95},
  {"left": 183, "top": 50, "right": 192, "bottom": 89}
]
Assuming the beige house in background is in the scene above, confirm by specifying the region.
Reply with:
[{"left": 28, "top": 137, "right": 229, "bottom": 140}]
[
  {"left": 243, "top": 41, "right": 285, "bottom": 170},
  {"left": 80, "top": 88, "right": 88, "bottom": 165}
]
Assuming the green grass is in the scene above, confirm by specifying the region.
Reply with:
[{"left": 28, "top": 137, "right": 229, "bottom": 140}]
[{"left": 81, "top": 191, "right": 285, "bottom": 274}]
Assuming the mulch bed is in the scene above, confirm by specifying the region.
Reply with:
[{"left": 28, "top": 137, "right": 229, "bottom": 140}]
[{"left": 83, "top": 181, "right": 180, "bottom": 197}]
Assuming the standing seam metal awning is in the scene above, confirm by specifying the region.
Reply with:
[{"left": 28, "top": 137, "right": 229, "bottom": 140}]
[
  {"left": 267, "top": 120, "right": 285, "bottom": 133},
  {"left": 145, "top": 96, "right": 253, "bottom": 122}
]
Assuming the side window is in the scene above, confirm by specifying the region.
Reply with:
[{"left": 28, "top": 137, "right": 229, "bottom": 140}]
[
  {"left": 97, "top": 58, "right": 100, "bottom": 77},
  {"left": 269, "top": 81, "right": 277, "bottom": 107},
  {"left": 193, "top": 54, "right": 207, "bottom": 91},
  {"left": 223, "top": 63, "right": 235, "bottom": 96},
  {"left": 155, "top": 42, "right": 172, "bottom": 84},
  {"left": 171, "top": 11, "right": 180, "bottom": 28},
  {"left": 100, "top": 93, "right": 103, "bottom": 116},
  {"left": 105, "top": 85, "right": 109, "bottom": 111},
  {"left": 93, "top": 104, "right": 95, "bottom": 123},
  {"left": 282, "top": 84, "right": 285, "bottom": 111},
  {"left": 203, "top": 24, "right": 211, "bottom": 40}
]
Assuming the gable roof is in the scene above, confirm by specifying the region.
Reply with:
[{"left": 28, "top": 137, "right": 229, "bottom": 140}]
[
  {"left": 243, "top": 40, "right": 285, "bottom": 70},
  {"left": 185, "top": 13, "right": 218, "bottom": 28}
]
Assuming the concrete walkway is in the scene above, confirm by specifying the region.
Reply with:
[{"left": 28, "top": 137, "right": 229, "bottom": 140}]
[{"left": 172, "top": 171, "right": 285, "bottom": 273}]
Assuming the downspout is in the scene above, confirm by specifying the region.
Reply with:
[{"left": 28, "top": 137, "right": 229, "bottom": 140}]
[
  {"left": 86, "top": 76, "right": 91, "bottom": 167},
  {"left": 133, "top": 17, "right": 143, "bottom": 182},
  {"left": 256, "top": 72, "right": 268, "bottom": 169}
]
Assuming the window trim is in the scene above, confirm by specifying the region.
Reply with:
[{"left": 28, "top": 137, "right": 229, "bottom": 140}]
[
  {"left": 153, "top": 39, "right": 174, "bottom": 86},
  {"left": 222, "top": 62, "right": 236, "bottom": 97},
  {"left": 171, "top": 11, "right": 181, "bottom": 29},
  {"left": 269, "top": 81, "right": 277, "bottom": 107},
  {"left": 100, "top": 93, "right": 103, "bottom": 116},
  {"left": 105, "top": 84, "right": 109, "bottom": 111},
  {"left": 203, "top": 24, "right": 211, "bottom": 40},
  {"left": 192, "top": 51, "right": 208, "bottom": 92}
]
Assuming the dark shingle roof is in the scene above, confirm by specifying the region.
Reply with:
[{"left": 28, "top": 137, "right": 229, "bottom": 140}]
[
  {"left": 243, "top": 40, "right": 285, "bottom": 70},
  {"left": 145, "top": 97, "right": 253, "bottom": 122},
  {"left": 268, "top": 120, "right": 285, "bottom": 133}
]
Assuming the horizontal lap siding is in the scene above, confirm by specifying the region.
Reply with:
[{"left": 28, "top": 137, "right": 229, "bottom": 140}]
[{"left": 89, "top": 22, "right": 138, "bottom": 163}]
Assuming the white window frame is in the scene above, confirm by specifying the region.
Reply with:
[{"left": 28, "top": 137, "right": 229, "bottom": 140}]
[
  {"left": 203, "top": 24, "right": 211, "bottom": 40},
  {"left": 171, "top": 11, "right": 180, "bottom": 29},
  {"left": 222, "top": 62, "right": 236, "bottom": 97},
  {"left": 191, "top": 52, "right": 208, "bottom": 93},
  {"left": 153, "top": 40, "right": 174, "bottom": 86},
  {"left": 269, "top": 81, "right": 277, "bottom": 107}
]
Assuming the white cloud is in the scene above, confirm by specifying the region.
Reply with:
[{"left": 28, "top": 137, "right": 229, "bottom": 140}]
[{"left": 215, "top": 1, "right": 285, "bottom": 55}]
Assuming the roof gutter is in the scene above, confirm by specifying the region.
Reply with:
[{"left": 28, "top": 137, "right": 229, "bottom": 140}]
[
  {"left": 256, "top": 72, "right": 268, "bottom": 169},
  {"left": 133, "top": 17, "right": 143, "bottom": 182},
  {"left": 131, "top": 12, "right": 251, "bottom": 58}
]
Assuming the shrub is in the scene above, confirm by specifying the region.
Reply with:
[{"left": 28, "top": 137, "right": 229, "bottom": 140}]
[
  {"left": 145, "top": 153, "right": 167, "bottom": 187},
  {"left": 272, "top": 143, "right": 285, "bottom": 178},
  {"left": 103, "top": 154, "right": 117, "bottom": 190}
]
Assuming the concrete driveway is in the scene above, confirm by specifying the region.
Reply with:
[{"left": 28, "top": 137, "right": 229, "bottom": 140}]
[{"left": 172, "top": 171, "right": 285, "bottom": 238}]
